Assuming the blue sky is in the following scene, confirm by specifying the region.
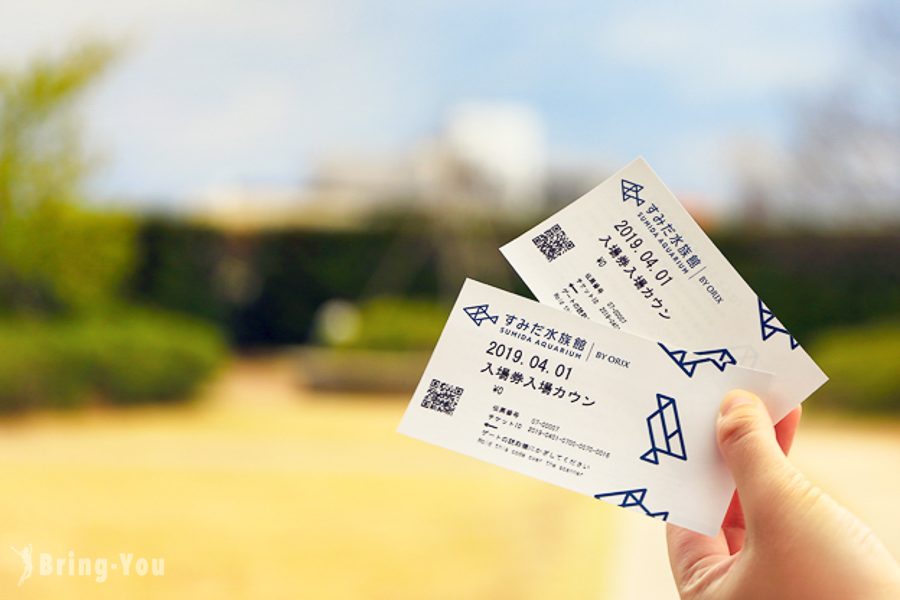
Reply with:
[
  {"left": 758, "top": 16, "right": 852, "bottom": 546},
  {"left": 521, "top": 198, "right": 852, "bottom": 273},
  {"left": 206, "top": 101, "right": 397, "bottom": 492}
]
[{"left": 0, "top": 0, "right": 865, "bottom": 210}]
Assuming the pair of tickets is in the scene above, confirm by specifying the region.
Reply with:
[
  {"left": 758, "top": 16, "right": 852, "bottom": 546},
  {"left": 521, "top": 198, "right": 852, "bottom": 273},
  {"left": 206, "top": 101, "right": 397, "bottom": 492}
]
[{"left": 397, "top": 157, "right": 827, "bottom": 535}]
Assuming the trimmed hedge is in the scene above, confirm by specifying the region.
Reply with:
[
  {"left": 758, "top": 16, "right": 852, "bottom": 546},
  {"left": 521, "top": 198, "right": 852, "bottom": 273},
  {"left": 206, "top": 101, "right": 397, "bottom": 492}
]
[
  {"left": 322, "top": 297, "right": 449, "bottom": 351},
  {"left": 810, "top": 320, "right": 900, "bottom": 413},
  {"left": 130, "top": 219, "right": 900, "bottom": 347},
  {"left": 0, "top": 310, "right": 226, "bottom": 411}
]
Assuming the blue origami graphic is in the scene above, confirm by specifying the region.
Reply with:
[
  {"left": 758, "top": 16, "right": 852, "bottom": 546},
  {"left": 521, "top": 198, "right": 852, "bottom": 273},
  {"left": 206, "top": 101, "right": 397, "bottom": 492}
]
[
  {"left": 621, "top": 179, "right": 645, "bottom": 206},
  {"left": 641, "top": 394, "right": 687, "bottom": 465},
  {"left": 658, "top": 342, "right": 737, "bottom": 377},
  {"left": 463, "top": 303, "right": 498, "bottom": 327},
  {"left": 594, "top": 488, "right": 669, "bottom": 521},
  {"left": 758, "top": 297, "right": 799, "bottom": 349}
]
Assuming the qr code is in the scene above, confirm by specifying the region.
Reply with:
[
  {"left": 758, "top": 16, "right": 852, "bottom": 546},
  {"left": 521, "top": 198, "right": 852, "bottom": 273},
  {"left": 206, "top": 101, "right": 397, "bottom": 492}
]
[
  {"left": 421, "top": 379, "right": 464, "bottom": 416},
  {"left": 532, "top": 223, "right": 575, "bottom": 262}
]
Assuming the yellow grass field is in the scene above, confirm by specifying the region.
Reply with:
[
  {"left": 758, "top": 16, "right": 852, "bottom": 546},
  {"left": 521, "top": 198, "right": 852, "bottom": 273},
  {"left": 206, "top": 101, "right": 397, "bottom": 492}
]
[
  {"left": 0, "top": 358, "right": 615, "bottom": 599},
  {"left": 0, "top": 356, "right": 897, "bottom": 599}
]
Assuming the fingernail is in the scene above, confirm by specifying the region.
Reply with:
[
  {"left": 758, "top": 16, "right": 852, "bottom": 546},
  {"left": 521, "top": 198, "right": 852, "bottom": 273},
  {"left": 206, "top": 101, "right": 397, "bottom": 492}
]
[{"left": 720, "top": 391, "right": 754, "bottom": 416}]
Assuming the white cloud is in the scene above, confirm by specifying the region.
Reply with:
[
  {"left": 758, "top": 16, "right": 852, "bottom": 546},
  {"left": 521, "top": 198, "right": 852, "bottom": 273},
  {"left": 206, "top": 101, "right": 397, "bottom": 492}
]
[
  {"left": 595, "top": 0, "right": 853, "bottom": 102},
  {"left": 0, "top": 0, "right": 438, "bottom": 197},
  {"left": 0, "top": 0, "right": 861, "bottom": 204}
]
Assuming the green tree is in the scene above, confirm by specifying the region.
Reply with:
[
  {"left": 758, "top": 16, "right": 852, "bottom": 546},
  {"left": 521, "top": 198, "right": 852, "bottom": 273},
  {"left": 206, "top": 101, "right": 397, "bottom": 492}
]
[{"left": 0, "top": 41, "right": 134, "bottom": 313}]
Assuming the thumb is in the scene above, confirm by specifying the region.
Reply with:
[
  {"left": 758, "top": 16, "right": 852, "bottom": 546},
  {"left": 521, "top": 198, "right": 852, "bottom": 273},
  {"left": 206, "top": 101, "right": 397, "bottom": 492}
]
[{"left": 716, "top": 390, "right": 806, "bottom": 525}]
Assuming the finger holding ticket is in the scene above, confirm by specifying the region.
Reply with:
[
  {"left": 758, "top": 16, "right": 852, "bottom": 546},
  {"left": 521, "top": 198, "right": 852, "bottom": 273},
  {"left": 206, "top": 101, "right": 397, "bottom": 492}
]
[{"left": 398, "top": 279, "right": 773, "bottom": 536}]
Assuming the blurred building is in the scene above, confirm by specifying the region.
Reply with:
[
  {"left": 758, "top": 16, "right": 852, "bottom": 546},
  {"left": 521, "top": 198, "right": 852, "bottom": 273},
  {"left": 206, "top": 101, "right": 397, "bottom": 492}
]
[
  {"left": 436, "top": 102, "right": 546, "bottom": 209},
  {"left": 188, "top": 102, "right": 557, "bottom": 228}
]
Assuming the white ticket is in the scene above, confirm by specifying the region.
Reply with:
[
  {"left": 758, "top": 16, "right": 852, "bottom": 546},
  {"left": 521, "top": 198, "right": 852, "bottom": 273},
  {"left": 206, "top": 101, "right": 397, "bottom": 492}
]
[
  {"left": 500, "top": 157, "right": 827, "bottom": 422},
  {"left": 398, "top": 279, "right": 772, "bottom": 535}
]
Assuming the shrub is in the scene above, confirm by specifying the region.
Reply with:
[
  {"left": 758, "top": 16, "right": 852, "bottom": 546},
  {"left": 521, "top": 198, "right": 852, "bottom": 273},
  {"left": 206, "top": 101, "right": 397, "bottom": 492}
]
[
  {"left": 0, "top": 310, "right": 226, "bottom": 411},
  {"left": 809, "top": 320, "right": 900, "bottom": 413},
  {"left": 315, "top": 297, "right": 448, "bottom": 351}
]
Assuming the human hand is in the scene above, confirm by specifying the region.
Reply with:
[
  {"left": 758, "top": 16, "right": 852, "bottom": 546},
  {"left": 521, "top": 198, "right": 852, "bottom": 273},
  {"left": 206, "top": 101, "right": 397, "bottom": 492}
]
[{"left": 667, "top": 390, "right": 900, "bottom": 600}]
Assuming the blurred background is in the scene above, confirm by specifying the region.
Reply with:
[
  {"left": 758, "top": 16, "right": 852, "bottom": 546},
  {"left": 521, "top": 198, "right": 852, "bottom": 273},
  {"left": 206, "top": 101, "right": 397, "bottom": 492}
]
[{"left": 0, "top": 0, "right": 898, "bottom": 598}]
